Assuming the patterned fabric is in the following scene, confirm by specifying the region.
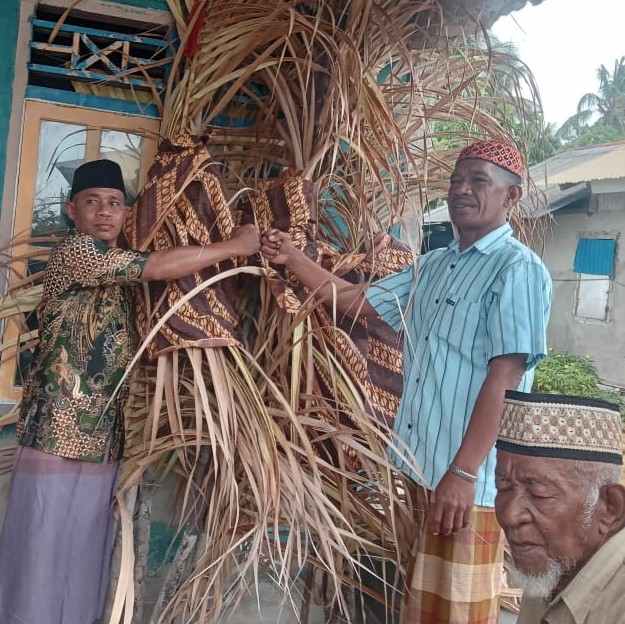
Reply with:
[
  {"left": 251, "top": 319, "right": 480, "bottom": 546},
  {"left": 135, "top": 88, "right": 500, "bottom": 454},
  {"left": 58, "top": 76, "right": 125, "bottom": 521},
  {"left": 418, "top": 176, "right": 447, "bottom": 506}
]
[
  {"left": 457, "top": 139, "right": 525, "bottom": 178},
  {"left": 17, "top": 231, "right": 149, "bottom": 462},
  {"left": 402, "top": 483, "right": 504, "bottom": 624},
  {"left": 125, "top": 136, "right": 242, "bottom": 357},
  {"left": 498, "top": 391, "right": 623, "bottom": 464},
  {"left": 242, "top": 173, "right": 317, "bottom": 314},
  {"left": 243, "top": 173, "right": 414, "bottom": 425},
  {"left": 367, "top": 223, "right": 552, "bottom": 506},
  {"left": 518, "top": 526, "right": 625, "bottom": 624},
  {"left": 126, "top": 134, "right": 411, "bottom": 427}
]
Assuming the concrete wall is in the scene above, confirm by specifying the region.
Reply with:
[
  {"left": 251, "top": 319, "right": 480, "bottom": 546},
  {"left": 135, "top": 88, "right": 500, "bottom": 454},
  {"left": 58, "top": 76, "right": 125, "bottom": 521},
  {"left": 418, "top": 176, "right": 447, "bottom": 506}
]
[{"left": 540, "top": 191, "right": 625, "bottom": 387}]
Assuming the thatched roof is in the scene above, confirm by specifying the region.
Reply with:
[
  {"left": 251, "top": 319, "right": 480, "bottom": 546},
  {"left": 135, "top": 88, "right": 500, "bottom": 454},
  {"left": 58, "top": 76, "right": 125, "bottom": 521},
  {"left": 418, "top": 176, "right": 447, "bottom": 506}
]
[{"left": 442, "top": 0, "right": 546, "bottom": 29}]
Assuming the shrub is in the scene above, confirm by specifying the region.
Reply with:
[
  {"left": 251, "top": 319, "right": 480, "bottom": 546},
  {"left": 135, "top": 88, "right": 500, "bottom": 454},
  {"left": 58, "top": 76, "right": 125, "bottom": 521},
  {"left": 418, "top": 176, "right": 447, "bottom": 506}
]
[{"left": 533, "top": 351, "right": 625, "bottom": 418}]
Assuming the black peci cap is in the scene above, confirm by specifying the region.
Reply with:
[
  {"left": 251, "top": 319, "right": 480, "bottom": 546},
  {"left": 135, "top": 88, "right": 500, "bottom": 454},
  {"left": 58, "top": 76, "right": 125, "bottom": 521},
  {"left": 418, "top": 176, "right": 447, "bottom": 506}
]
[{"left": 70, "top": 159, "right": 127, "bottom": 200}]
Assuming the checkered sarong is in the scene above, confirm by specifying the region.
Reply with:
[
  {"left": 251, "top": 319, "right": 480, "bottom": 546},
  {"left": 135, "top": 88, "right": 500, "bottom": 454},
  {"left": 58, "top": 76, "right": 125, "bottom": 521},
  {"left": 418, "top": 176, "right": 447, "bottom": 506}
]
[{"left": 401, "top": 487, "right": 504, "bottom": 624}]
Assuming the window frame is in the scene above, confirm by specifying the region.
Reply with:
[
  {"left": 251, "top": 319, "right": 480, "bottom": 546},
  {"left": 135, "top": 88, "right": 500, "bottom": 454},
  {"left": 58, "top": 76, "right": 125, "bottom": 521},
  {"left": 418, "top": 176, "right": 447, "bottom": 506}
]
[
  {"left": 0, "top": 99, "right": 159, "bottom": 402},
  {"left": 573, "top": 234, "right": 618, "bottom": 324},
  {"left": 574, "top": 272, "right": 612, "bottom": 322}
]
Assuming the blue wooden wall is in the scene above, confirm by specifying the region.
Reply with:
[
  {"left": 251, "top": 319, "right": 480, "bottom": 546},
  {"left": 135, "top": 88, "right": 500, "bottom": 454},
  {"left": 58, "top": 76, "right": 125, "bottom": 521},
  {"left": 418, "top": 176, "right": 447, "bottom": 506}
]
[{"left": 0, "top": 0, "right": 21, "bottom": 209}]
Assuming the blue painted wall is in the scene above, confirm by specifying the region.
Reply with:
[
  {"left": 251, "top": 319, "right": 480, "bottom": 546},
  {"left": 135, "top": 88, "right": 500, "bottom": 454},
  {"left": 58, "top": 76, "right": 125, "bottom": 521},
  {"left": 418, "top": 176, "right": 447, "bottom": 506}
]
[
  {"left": 0, "top": 0, "right": 21, "bottom": 208},
  {"left": 111, "top": 0, "right": 169, "bottom": 9}
]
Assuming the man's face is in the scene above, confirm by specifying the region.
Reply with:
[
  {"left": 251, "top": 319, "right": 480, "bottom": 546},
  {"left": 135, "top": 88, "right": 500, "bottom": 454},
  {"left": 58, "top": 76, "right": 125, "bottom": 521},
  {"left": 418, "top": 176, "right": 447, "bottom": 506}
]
[
  {"left": 495, "top": 452, "right": 603, "bottom": 578},
  {"left": 66, "top": 188, "right": 128, "bottom": 247},
  {"left": 447, "top": 159, "right": 515, "bottom": 236}
]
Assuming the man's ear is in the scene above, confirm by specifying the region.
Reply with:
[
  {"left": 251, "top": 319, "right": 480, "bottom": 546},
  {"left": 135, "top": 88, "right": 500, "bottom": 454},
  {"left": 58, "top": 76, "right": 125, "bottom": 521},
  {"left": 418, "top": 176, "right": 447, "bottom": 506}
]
[
  {"left": 65, "top": 200, "right": 77, "bottom": 223},
  {"left": 507, "top": 184, "right": 523, "bottom": 206},
  {"left": 598, "top": 484, "right": 625, "bottom": 537}
]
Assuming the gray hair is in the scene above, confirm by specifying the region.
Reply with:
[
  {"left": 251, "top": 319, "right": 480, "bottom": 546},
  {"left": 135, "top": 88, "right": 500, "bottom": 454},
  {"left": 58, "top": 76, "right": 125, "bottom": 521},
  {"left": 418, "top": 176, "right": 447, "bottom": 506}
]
[{"left": 574, "top": 461, "right": 622, "bottom": 527}]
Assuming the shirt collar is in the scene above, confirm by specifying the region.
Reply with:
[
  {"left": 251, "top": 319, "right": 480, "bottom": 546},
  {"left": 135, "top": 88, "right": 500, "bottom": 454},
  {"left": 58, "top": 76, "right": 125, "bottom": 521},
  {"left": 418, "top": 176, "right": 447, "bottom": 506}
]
[
  {"left": 549, "top": 527, "right": 625, "bottom": 623},
  {"left": 447, "top": 223, "right": 513, "bottom": 256}
]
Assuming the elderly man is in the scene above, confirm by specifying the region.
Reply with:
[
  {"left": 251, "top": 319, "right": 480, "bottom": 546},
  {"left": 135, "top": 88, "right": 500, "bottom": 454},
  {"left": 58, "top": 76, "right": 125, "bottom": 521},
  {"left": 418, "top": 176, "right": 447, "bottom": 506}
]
[
  {"left": 496, "top": 391, "right": 625, "bottom": 624},
  {"left": 261, "top": 140, "right": 552, "bottom": 623},
  {"left": 0, "top": 159, "right": 260, "bottom": 624}
]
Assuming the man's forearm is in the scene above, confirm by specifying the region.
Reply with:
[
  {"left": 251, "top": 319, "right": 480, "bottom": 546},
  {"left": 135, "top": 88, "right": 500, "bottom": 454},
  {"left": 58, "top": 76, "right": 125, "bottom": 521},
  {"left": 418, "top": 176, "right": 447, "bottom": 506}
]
[
  {"left": 452, "top": 355, "right": 526, "bottom": 474},
  {"left": 285, "top": 248, "right": 373, "bottom": 317},
  {"left": 142, "top": 242, "right": 239, "bottom": 281}
]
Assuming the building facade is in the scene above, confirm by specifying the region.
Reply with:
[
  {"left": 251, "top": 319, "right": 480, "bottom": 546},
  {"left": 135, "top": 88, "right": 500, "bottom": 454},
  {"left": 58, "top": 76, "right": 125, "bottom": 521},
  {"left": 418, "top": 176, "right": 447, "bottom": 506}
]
[
  {"left": 0, "top": 0, "right": 172, "bottom": 407},
  {"left": 541, "top": 179, "right": 625, "bottom": 388}
]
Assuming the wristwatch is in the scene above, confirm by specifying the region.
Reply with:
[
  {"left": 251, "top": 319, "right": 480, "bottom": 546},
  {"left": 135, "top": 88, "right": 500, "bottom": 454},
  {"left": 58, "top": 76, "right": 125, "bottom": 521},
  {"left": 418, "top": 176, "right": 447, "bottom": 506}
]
[{"left": 449, "top": 463, "right": 478, "bottom": 483}]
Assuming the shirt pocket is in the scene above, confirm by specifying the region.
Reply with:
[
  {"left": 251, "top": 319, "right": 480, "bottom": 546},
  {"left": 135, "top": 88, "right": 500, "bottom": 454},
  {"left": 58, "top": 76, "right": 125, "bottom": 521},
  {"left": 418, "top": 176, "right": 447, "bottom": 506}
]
[{"left": 433, "top": 296, "right": 483, "bottom": 355}]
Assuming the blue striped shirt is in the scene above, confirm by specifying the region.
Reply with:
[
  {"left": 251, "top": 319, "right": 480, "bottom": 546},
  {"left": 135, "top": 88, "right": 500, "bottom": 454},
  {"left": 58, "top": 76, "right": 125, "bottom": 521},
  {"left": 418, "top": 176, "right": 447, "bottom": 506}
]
[{"left": 367, "top": 224, "right": 552, "bottom": 507}]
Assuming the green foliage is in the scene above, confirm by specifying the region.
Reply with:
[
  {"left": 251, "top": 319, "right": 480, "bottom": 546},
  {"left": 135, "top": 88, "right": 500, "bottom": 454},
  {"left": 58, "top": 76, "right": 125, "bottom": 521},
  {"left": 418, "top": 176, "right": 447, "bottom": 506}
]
[
  {"left": 557, "top": 57, "right": 625, "bottom": 145},
  {"left": 562, "top": 121, "right": 625, "bottom": 148},
  {"left": 533, "top": 352, "right": 625, "bottom": 417},
  {"left": 431, "top": 112, "right": 560, "bottom": 167},
  {"left": 505, "top": 114, "right": 561, "bottom": 166}
]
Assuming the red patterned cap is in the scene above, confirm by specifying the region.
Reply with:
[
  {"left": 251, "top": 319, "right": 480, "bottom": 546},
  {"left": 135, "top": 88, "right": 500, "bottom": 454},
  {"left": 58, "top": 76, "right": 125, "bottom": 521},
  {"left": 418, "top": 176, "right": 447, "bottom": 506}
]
[{"left": 457, "top": 139, "right": 525, "bottom": 178}]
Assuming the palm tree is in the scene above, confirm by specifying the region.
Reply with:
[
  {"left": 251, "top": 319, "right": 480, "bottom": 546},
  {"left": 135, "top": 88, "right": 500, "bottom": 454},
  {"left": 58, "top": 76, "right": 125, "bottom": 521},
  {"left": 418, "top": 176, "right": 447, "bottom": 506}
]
[{"left": 558, "top": 57, "right": 625, "bottom": 142}]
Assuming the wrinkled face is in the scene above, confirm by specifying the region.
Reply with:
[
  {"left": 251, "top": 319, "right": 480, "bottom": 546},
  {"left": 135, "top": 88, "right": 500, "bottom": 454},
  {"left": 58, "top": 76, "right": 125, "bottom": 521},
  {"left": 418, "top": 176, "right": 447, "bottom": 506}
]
[
  {"left": 495, "top": 452, "right": 602, "bottom": 577},
  {"left": 66, "top": 188, "right": 128, "bottom": 247},
  {"left": 447, "top": 159, "right": 515, "bottom": 236}
]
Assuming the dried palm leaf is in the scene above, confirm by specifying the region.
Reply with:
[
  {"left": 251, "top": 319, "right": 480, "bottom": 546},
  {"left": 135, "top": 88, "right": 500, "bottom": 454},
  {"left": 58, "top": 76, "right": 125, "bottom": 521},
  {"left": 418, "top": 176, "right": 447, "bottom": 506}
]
[{"left": 4, "top": 3, "right": 547, "bottom": 622}]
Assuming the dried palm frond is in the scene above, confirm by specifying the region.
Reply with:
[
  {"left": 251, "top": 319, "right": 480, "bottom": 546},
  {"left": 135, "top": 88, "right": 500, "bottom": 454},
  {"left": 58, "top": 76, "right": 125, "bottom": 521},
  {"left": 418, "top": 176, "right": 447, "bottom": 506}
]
[
  {"left": 107, "top": 2, "right": 543, "bottom": 622},
  {"left": 1, "top": 2, "right": 546, "bottom": 622}
]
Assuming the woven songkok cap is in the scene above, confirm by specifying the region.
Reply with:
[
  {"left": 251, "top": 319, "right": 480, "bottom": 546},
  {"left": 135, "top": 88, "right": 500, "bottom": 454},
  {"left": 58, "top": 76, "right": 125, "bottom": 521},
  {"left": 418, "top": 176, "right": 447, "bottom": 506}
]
[
  {"left": 497, "top": 391, "right": 623, "bottom": 465},
  {"left": 457, "top": 139, "right": 525, "bottom": 179}
]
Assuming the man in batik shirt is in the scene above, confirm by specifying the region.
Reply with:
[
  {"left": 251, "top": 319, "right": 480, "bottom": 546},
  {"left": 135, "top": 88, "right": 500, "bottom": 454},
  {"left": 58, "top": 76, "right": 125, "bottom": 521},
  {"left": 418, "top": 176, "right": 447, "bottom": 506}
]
[
  {"left": 0, "top": 159, "right": 260, "bottom": 624},
  {"left": 261, "top": 140, "right": 552, "bottom": 623}
]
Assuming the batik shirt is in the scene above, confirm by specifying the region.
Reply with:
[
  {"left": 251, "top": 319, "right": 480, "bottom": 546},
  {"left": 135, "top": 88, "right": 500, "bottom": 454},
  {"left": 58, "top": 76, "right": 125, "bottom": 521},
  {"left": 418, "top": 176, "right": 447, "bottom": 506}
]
[
  {"left": 367, "top": 224, "right": 552, "bottom": 507},
  {"left": 17, "top": 231, "right": 149, "bottom": 463}
]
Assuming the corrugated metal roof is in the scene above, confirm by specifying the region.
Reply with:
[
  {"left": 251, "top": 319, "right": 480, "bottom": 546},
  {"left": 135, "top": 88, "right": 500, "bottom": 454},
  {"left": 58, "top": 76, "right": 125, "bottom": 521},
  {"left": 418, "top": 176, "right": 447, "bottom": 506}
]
[
  {"left": 423, "top": 203, "right": 450, "bottom": 223},
  {"left": 529, "top": 141, "right": 625, "bottom": 186},
  {"left": 522, "top": 182, "right": 590, "bottom": 218}
]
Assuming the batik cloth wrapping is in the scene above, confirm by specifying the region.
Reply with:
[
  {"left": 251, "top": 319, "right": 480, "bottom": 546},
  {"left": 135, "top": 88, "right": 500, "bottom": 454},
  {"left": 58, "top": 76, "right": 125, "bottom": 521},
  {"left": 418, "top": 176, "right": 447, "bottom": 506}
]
[
  {"left": 125, "top": 135, "right": 242, "bottom": 357},
  {"left": 402, "top": 483, "right": 504, "bottom": 624},
  {"left": 128, "top": 133, "right": 413, "bottom": 426},
  {"left": 242, "top": 172, "right": 415, "bottom": 426}
]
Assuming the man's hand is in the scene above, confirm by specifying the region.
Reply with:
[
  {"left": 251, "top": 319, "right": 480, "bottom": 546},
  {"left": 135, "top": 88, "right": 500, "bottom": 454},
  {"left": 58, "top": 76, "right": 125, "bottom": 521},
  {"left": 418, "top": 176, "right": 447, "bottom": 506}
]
[
  {"left": 230, "top": 224, "right": 260, "bottom": 257},
  {"left": 260, "top": 229, "right": 297, "bottom": 266},
  {"left": 428, "top": 471, "right": 475, "bottom": 536}
]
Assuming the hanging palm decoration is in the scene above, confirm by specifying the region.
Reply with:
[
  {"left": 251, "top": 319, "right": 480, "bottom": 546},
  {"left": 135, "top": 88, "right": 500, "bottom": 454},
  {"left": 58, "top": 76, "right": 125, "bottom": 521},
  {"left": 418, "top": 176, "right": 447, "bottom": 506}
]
[{"left": 0, "top": 1, "right": 543, "bottom": 622}]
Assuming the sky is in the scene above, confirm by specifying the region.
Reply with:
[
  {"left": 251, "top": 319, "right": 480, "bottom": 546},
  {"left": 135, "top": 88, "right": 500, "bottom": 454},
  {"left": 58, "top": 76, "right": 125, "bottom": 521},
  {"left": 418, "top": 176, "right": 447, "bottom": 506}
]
[{"left": 492, "top": 0, "right": 625, "bottom": 130}]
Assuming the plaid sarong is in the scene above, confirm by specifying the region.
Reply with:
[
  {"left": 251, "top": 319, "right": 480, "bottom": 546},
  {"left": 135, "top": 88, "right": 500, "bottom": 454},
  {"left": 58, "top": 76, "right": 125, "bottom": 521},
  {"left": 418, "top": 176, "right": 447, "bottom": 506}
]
[{"left": 402, "top": 486, "right": 504, "bottom": 624}]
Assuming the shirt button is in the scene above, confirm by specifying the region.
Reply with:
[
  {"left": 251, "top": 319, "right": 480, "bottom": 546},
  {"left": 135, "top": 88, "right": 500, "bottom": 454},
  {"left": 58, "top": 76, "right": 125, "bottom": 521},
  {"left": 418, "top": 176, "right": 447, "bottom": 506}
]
[
  {"left": 407, "top": 424, "right": 413, "bottom": 430},
  {"left": 425, "top": 335, "right": 429, "bottom": 341},
  {"left": 450, "top": 264, "right": 456, "bottom": 269},
  {"left": 435, "top": 298, "right": 439, "bottom": 304}
]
